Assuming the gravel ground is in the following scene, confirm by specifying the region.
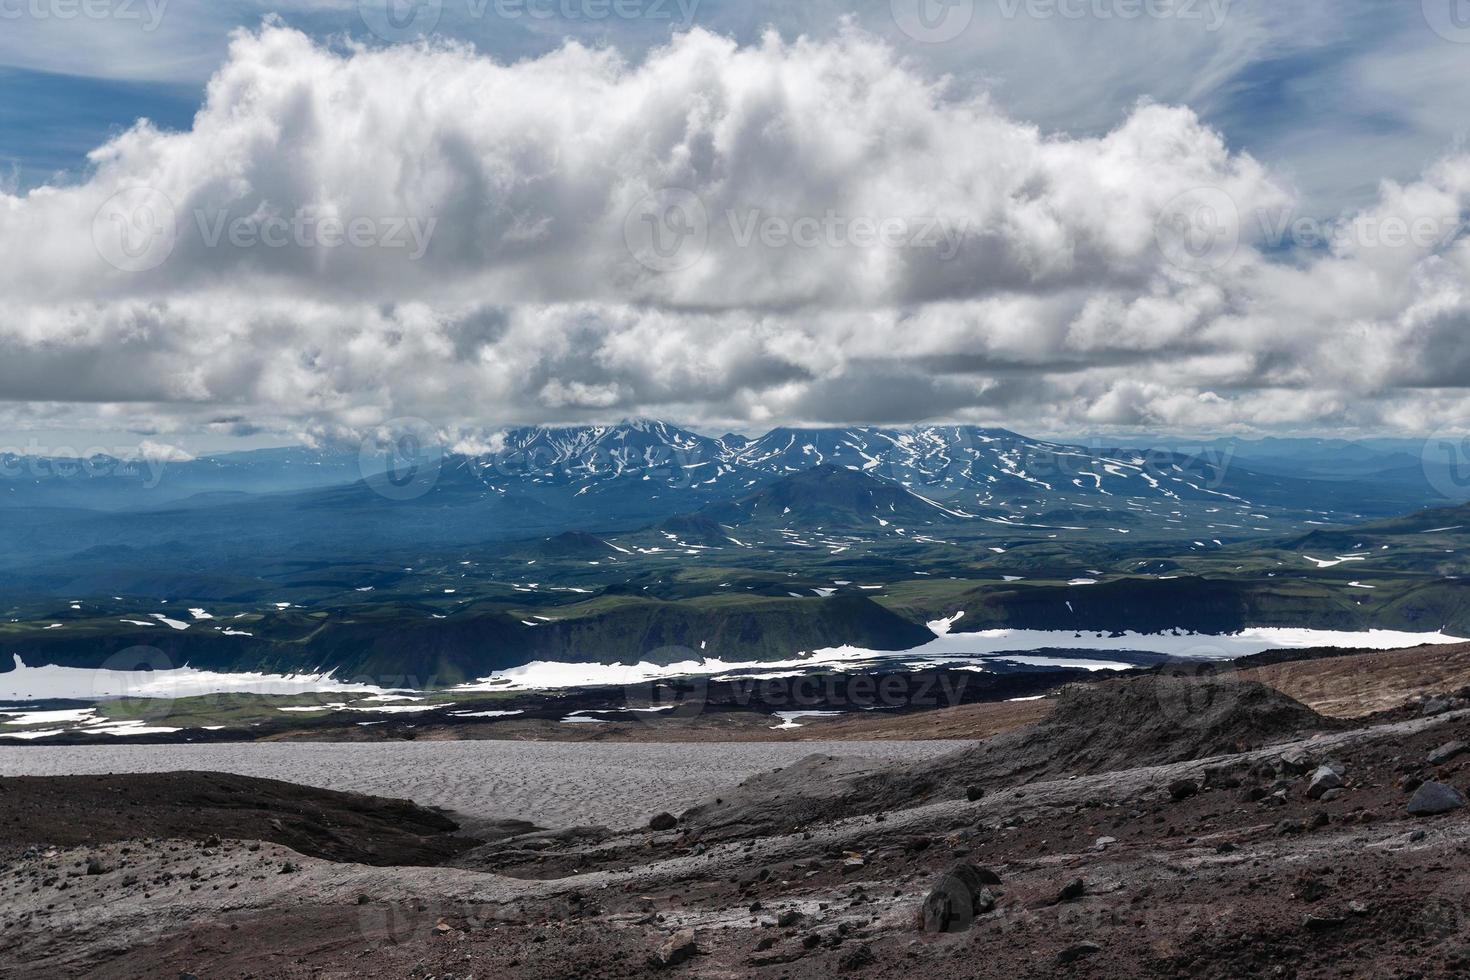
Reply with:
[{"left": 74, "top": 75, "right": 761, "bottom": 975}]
[{"left": 0, "top": 740, "right": 968, "bottom": 829}]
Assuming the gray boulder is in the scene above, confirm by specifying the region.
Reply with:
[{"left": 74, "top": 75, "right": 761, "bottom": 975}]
[
  {"left": 1427, "top": 740, "right": 1468, "bottom": 766},
  {"left": 1306, "top": 766, "right": 1344, "bottom": 800},
  {"left": 1407, "top": 781, "right": 1467, "bottom": 817}
]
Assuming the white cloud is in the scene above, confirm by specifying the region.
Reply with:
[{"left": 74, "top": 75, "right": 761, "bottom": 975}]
[{"left": 0, "top": 23, "right": 1468, "bottom": 440}]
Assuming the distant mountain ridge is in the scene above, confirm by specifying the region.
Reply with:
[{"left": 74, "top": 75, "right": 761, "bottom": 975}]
[{"left": 442, "top": 419, "right": 1444, "bottom": 520}]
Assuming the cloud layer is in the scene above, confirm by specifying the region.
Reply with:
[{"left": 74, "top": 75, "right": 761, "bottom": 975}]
[{"left": 2, "top": 23, "right": 1469, "bottom": 443}]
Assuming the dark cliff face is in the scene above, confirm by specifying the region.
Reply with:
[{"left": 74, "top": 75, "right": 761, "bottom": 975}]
[{"left": 0, "top": 594, "right": 934, "bottom": 688}]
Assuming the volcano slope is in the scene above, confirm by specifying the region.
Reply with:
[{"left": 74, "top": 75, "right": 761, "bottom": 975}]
[{"left": 3, "top": 668, "right": 1470, "bottom": 978}]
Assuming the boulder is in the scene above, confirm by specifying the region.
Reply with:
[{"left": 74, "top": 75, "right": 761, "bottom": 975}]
[
  {"left": 1278, "top": 750, "right": 1314, "bottom": 775},
  {"left": 918, "top": 863, "right": 1000, "bottom": 933},
  {"left": 652, "top": 929, "right": 698, "bottom": 968},
  {"left": 1407, "top": 781, "right": 1467, "bottom": 817},
  {"left": 1306, "top": 766, "right": 1343, "bottom": 800},
  {"left": 1427, "top": 740, "right": 1468, "bottom": 766},
  {"left": 1167, "top": 778, "right": 1199, "bottom": 801},
  {"left": 649, "top": 812, "right": 678, "bottom": 832}
]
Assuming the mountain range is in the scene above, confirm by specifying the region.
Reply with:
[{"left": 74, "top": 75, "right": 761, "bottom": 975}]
[{"left": 0, "top": 421, "right": 1467, "bottom": 685}]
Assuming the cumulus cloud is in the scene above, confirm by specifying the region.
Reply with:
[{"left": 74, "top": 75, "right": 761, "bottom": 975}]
[{"left": 1, "top": 22, "right": 1469, "bottom": 441}]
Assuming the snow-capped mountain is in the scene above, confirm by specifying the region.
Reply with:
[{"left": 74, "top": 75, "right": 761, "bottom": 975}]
[{"left": 449, "top": 420, "right": 1248, "bottom": 514}]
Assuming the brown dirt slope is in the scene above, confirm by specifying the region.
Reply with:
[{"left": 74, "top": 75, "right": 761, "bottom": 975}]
[{"left": 1241, "top": 642, "right": 1470, "bottom": 718}]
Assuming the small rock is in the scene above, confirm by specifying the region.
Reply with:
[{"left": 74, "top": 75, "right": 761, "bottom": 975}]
[
  {"left": 649, "top": 812, "right": 678, "bottom": 832},
  {"left": 1319, "top": 788, "right": 1344, "bottom": 803},
  {"left": 777, "top": 909, "right": 803, "bottom": 928},
  {"left": 1056, "top": 941, "right": 1101, "bottom": 965},
  {"left": 1421, "top": 697, "right": 1451, "bottom": 717},
  {"left": 652, "top": 928, "right": 698, "bottom": 968},
  {"left": 85, "top": 858, "right": 111, "bottom": 876},
  {"left": 1167, "top": 778, "right": 1199, "bottom": 801},
  {"left": 1056, "top": 878, "right": 1086, "bottom": 903},
  {"left": 1278, "top": 751, "right": 1313, "bottom": 775},
  {"left": 837, "top": 943, "right": 876, "bottom": 971},
  {"left": 1427, "top": 740, "right": 1468, "bottom": 767},
  {"left": 965, "top": 786, "right": 985, "bottom": 802},
  {"left": 1306, "top": 766, "right": 1343, "bottom": 800},
  {"left": 1092, "top": 836, "right": 1117, "bottom": 852},
  {"left": 1407, "top": 781, "right": 1467, "bottom": 816},
  {"left": 1302, "top": 913, "right": 1346, "bottom": 931},
  {"left": 278, "top": 861, "right": 298, "bottom": 875}
]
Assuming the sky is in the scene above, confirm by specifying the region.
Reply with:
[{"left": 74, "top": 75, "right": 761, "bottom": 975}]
[{"left": 1, "top": 1, "right": 1469, "bottom": 452}]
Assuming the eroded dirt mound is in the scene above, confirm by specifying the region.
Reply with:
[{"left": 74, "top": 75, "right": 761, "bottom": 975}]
[
  {"left": 0, "top": 771, "right": 479, "bottom": 866},
  {"left": 679, "top": 674, "right": 1335, "bottom": 838},
  {"left": 959, "top": 673, "right": 1336, "bottom": 780}
]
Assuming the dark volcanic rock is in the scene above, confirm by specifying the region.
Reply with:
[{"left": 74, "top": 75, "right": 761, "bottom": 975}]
[
  {"left": 1168, "top": 778, "right": 1199, "bottom": 801},
  {"left": 1307, "top": 766, "right": 1344, "bottom": 800},
  {"left": 649, "top": 812, "right": 678, "bottom": 832},
  {"left": 919, "top": 863, "right": 999, "bottom": 933},
  {"left": 1407, "top": 781, "right": 1467, "bottom": 816},
  {"left": 1427, "top": 740, "right": 1468, "bottom": 766},
  {"left": 1055, "top": 878, "right": 1086, "bottom": 903},
  {"left": 1056, "top": 941, "right": 1101, "bottom": 964}
]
